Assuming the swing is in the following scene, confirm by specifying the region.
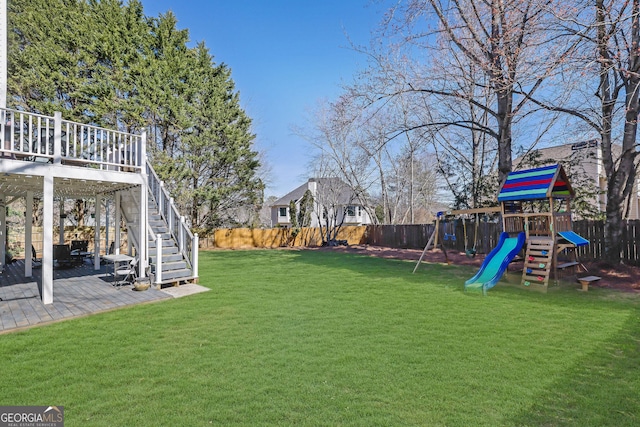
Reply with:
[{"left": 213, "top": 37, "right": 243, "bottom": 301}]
[
  {"left": 465, "top": 213, "right": 479, "bottom": 258},
  {"left": 443, "top": 218, "right": 456, "bottom": 241}
]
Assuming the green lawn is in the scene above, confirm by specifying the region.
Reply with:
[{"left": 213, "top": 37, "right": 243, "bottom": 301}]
[{"left": 1, "top": 250, "right": 639, "bottom": 426}]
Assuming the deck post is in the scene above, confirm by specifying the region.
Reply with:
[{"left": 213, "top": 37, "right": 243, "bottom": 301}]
[
  {"left": 42, "top": 173, "right": 54, "bottom": 304},
  {"left": 0, "top": 0, "right": 6, "bottom": 110},
  {"left": 156, "top": 235, "right": 163, "bottom": 284},
  {"left": 168, "top": 197, "right": 174, "bottom": 232},
  {"left": 159, "top": 181, "right": 164, "bottom": 218},
  {"left": 53, "top": 111, "right": 62, "bottom": 164},
  {"left": 192, "top": 233, "right": 199, "bottom": 279},
  {"left": 58, "top": 198, "right": 65, "bottom": 245},
  {"left": 0, "top": 194, "right": 5, "bottom": 272},
  {"left": 105, "top": 199, "right": 111, "bottom": 253},
  {"left": 114, "top": 192, "right": 121, "bottom": 255},
  {"left": 139, "top": 130, "right": 148, "bottom": 279},
  {"left": 94, "top": 193, "right": 102, "bottom": 270},
  {"left": 179, "top": 216, "right": 185, "bottom": 253},
  {"left": 25, "top": 191, "right": 33, "bottom": 277},
  {"left": 139, "top": 183, "right": 147, "bottom": 279}
]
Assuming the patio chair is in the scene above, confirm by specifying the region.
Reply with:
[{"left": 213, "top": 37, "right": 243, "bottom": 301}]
[
  {"left": 31, "top": 245, "right": 42, "bottom": 268},
  {"left": 71, "top": 240, "right": 88, "bottom": 252},
  {"left": 53, "top": 244, "right": 73, "bottom": 269},
  {"left": 114, "top": 257, "right": 138, "bottom": 287},
  {"left": 70, "top": 240, "right": 90, "bottom": 266}
]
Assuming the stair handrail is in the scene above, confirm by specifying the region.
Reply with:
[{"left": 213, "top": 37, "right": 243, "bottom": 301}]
[{"left": 146, "top": 160, "right": 197, "bottom": 273}]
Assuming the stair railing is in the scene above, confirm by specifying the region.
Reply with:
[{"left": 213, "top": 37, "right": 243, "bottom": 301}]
[{"left": 146, "top": 160, "right": 198, "bottom": 280}]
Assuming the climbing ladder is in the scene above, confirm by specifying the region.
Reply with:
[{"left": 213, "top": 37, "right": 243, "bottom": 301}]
[{"left": 521, "top": 237, "right": 554, "bottom": 290}]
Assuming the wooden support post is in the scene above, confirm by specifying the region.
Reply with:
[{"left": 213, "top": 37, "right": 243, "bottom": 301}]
[{"left": 413, "top": 225, "right": 437, "bottom": 273}]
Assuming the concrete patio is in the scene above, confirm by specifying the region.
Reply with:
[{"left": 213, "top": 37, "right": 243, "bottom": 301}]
[{"left": 0, "top": 259, "right": 172, "bottom": 333}]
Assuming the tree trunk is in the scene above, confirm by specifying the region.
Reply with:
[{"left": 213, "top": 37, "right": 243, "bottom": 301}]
[
  {"left": 599, "top": 0, "right": 640, "bottom": 263},
  {"left": 496, "top": 90, "right": 513, "bottom": 184}
]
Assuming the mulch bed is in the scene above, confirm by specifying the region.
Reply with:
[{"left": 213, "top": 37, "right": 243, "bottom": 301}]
[{"left": 313, "top": 244, "right": 640, "bottom": 293}]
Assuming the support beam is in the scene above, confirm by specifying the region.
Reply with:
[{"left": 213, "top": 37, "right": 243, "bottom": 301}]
[
  {"left": 105, "top": 199, "right": 110, "bottom": 253},
  {"left": 114, "top": 192, "right": 120, "bottom": 255},
  {"left": 0, "top": 194, "right": 5, "bottom": 271},
  {"left": 42, "top": 173, "right": 54, "bottom": 304},
  {"left": 155, "top": 235, "right": 162, "bottom": 284},
  {"left": 140, "top": 130, "right": 148, "bottom": 279},
  {"left": 53, "top": 112, "right": 62, "bottom": 164},
  {"left": 192, "top": 233, "right": 199, "bottom": 280},
  {"left": 58, "top": 198, "right": 65, "bottom": 245},
  {"left": 139, "top": 184, "right": 147, "bottom": 279},
  {"left": 25, "top": 191, "right": 33, "bottom": 277},
  {"left": 437, "top": 206, "right": 502, "bottom": 217},
  {"left": 94, "top": 194, "right": 102, "bottom": 270},
  {"left": 0, "top": 0, "right": 6, "bottom": 110}
]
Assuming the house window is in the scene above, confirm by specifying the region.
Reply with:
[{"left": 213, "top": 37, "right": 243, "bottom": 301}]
[
  {"left": 279, "top": 207, "right": 287, "bottom": 217},
  {"left": 346, "top": 205, "right": 356, "bottom": 217}
]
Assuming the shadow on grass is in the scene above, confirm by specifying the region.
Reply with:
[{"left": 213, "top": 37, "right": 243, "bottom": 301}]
[
  {"left": 287, "top": 248, "right": 473, "bottom": 286},
  {"left": 506, "top": 306, "right": 640, "bottom": 426}
]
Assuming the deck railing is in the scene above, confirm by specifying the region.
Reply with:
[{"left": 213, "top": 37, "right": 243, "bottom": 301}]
[
  {"left": 503, "top": 212, "right": 573, "bottom": 238},
  {"left": 0, "top": 108, "right": 142, "bottom": 171}
]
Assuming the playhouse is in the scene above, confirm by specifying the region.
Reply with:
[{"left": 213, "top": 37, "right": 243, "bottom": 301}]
[
  {"left": 463, "top": 164, "right": 593, "bottom": 293},
  {"left": 497, "top": 163, "right": 589, "bottom": 290}
]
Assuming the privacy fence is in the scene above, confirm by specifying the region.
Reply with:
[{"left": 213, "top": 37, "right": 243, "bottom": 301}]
[
  {"left": 366, "top": 220, "right": 640, "bottom": 266},
  {"left": 202, "top": 220, "right": 640, "bottom": 266}
]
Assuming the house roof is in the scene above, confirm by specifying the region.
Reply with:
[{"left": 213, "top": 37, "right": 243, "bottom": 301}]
[
  {"left": 272, "top": 182, "right": 308, "bottom": 207},
  {"left": 497, "top": 164, "right": 574, "bottom": 202},
  {"left": 272, "top": 177, "right": 359, "bottom": 207}
]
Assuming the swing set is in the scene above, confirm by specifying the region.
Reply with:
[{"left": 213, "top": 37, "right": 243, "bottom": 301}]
[{"left": 413, "top": 206, "right": 501, "bottom": 273}]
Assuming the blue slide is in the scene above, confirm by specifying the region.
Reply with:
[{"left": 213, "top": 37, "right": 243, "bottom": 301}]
[
  {"left": 465, "top": 232, "right": 526, "bottom": 295},
  {"left": 557, "top": 231, "right": 589, "bottom": 247}
]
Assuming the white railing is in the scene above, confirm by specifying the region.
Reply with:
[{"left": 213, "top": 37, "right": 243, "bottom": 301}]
[
  {"left": 0, "top": 108, "right": 142, "bottom": 171},
  {"left": 146, "top": 161, "right": 198, "bottom": 282}
]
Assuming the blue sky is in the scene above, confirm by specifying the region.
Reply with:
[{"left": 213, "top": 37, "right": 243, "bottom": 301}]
[{"left": 139, "top": 1, "right": 387, "bottom": 198}]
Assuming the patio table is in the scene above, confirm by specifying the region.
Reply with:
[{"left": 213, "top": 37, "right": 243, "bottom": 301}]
[{"left": 102, "top": 254, "right": 134, "bottom": 285}]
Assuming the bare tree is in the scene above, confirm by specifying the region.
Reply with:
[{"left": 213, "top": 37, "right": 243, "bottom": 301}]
[
  {"left": 528, "top": 0, "right": 640, "bottom": 263},
  {"left": 301, "top": 94, "right": 441, "bottom": 224},
  {"left": 347, "top": 0, "right": 573, "bottom": 196}
]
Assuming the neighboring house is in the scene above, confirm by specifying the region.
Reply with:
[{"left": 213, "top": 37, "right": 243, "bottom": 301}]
[
  {"left": 271, "top": 178, "right": 373, "bottom": 228},
  {"left": 514, "top": 140, "right": 640, "bottom": 220}
]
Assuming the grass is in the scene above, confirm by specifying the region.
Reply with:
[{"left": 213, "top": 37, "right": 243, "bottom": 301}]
[{"left": 1, "top": 249, "right": 639, "bottom": 426}]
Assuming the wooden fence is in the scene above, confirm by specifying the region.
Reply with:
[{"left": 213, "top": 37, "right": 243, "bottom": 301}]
[
  {"left": 13, "top": 219, "right": 633, "bottom": 264},
  {"left": 7, "top": 226, "right": 125, "bottom": 259},
  {"left": 366, "top": 220, "right": 640, "bottom": 266},
  {"left": 199, "top": 226, "right": 368, "bottom": 249}
]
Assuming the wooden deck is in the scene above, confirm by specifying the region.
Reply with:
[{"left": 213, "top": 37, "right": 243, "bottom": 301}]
[{"left": 0, "top": 259, "right": 171, "bottom": 333}]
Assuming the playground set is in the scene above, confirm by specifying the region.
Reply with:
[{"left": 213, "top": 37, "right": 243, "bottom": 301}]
[{"left": 414, "top": 164, "right": 599, "bottom": 294}]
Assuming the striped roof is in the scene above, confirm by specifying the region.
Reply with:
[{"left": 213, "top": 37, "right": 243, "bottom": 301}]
[{"left": 497, "top": 164, "right": 573, "bottom": 202}]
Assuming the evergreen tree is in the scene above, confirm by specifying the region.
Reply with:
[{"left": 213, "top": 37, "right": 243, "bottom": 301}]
[{"left": 7, "top": 0, "right": 263, "bottom": 231}]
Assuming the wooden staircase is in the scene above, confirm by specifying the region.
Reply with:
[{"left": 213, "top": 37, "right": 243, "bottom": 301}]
[
  {"left": 119, "top": 165, "right": 198, "bottom": 286},
  {"left": 147, "top": 199, "right": 193, "bottom": 283},
  {"left": 521, "top": 237, "right": 554, "bottom": 291}
]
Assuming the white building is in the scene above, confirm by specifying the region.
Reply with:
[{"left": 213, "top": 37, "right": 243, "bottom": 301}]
[
  {"left": 514, "top": 140, "right": 640, "bottom": 220},
  {"left": 271, "top": 178, "right": 373, "bottom": 228}
]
